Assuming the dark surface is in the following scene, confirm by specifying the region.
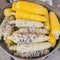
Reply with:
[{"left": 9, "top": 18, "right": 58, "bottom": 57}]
[{"left": 53, "top": 0, "right": 60, "bottom": 17}]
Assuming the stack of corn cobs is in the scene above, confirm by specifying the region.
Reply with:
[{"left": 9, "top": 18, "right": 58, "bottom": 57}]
[{"left": 0, "top": 1, "right": 60, "bottom": 58}]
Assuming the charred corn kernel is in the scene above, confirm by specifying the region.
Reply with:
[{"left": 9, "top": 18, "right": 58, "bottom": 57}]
[
  {"left": 16, "top": 1, "right": 48, "bottom": 17},
  {"left": 12, "top": 2, "right": 16, "bottom": 11},
  {"left": 5, "top": 39, "right": 13, "bottom": 44},
  {"left": 48, "top": 32, "right": 56, "bottom": 47},
  {"left": 49, "top": 11, "right": 60, "bottom": 39},
  {"left": 15, "top": 11, "right": 47, "bottom": 22},
  {"left": 4, "top": 8, "right": 12, "bottom": 17}
]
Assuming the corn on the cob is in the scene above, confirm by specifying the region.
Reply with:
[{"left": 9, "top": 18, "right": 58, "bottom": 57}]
[
  {"left": 44, "top": 11, "right": 50, "bottom": 30},
  {"left": 12, "top": 2, "right": 16, "bottom": 11},
  {"left": 49, "top": 11, "right": 60, "bottom": 39},
  {"left": 4, "top": 8, "right": 47, "bottom": 22},
  {"left": 9, "top": 42, "right": 52, "bottom": 58},
  {"left": 3, "top": 24, "right": 14, "bottom": 37},
  {"left": 9, "top": 19, "right": 44, "bottom": 28},
  {"left": 15, "top": 11, "right": 47, "bottom": 22},
  {"left": 14, "top": 49, "right": 49, "bottom": 58},
  {"left": 15, "top": 1, "right": 48, "bottom": 17},
  {"left": 4, "top": 8, "right": 48, "bottom": 22},
  {"left": 7, "top": 33, "right": 49, "bottom": 43},
  {"left": 0, "top": 17, "right": 9, "bottom": 40},
  {"left": 4, "top": 8, "right": 12, "bottom": 17},
  {"left": 44, "top": 14, "right": 50, "bottom": 30},
  {"left": 48, "top": 32, "right": 56, "bottom": 47},
  {"left": 5, "top": 39, "right": 13, "bottom": 44},
  {"left": 44, "top": 20, "right": 50, "bottom": 30},
  {"left": 12, "top": 1, "right": 49, "bottom": 19},
  {"left": 0, "top": 16, "right": 15, "bottom": 40},
  {"left": 0, "top": 17, "right": 15, "bottom": 37},
  {"left": 13, "top": 28, "right": 49, "bottom": 34}
]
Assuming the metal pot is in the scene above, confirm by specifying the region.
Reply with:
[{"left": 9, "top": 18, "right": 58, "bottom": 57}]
[{"left": 0, "top": 0, "right": 60, "bottom": 60}]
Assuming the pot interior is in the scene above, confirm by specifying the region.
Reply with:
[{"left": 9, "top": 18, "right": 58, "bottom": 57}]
[{"left": 0, "top": 0, "right": 60, "bottom": 59}]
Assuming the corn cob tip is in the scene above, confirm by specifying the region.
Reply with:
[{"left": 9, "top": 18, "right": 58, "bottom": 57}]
[
  {"left": 54, "top": 31, "right": 60, "bottom": 39},
  {"left": 15, "top": 11, "right": 47, "bottom": 22},
  {"left": 4, "top": 8, "right": 12, "bottom": 17},
  {"left": 12, "top": 2, "right": 16, "bottom": 11},
  {"left": 49, "top": 11, "right": 60, "bottom": 39},
  {"left": 48, "top": 32, "right": 56, "bottom": 47}
]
